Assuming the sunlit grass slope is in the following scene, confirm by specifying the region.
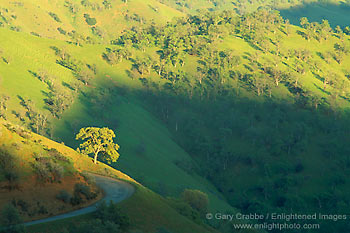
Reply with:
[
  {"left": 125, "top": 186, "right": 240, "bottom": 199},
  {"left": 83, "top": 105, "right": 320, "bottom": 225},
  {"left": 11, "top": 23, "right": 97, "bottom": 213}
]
[
  {"left": 0, "top": 119, "right": 104, "bottom": 222},
  {"left": 0, "top": 27, "right": 236, "bottom": 215},
  {"left": 0, "top": 0, "right": 183, "bottom": 43}
]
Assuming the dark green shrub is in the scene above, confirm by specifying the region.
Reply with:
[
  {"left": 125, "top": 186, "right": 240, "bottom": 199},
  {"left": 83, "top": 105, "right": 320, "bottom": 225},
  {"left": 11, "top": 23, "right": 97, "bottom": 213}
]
[
  {"left": 91, "top": 26, "right": 103, "bottom": 38},
  {"left": 95, "top": 201, "right": 130, "bottom": 230},
  {"left": 4, "top": 170, "right": 19, "bottom": 190},
  {"left": 57, "top": 27, "right": 67, "bottom": 35},
  {"left": 0, "top": 203, "right": 22, "bottom": 226},
  {"left": 102, "top": 0, "right": 112, "bottom": 9},
  {"left": 10, "top": 26, "right": 21, "bottom": 32},
  {"left": 70, "top": 195, "right": 83, "bottom": 206},
  {"left": 37, "top": 205, "right": 48, "bottom": 215},
  {"left": 56, "top": 190, "right": 72, "bottom": 203},
  {"left": 74, "top": 183, "right": 97, "bottom": 200},
  {"left": 0, "top": 149, "right": 15, "bottom": 171},
  {"left": 84, "top": 14, "right": 96, "bottom": 26},
  {"left": 49, "top": 149, "right": 70, "bottom": 163},
  {"left": 30, "top": 32, "right": 41, "bottom": 37},
  {"left": 48, "top": 12, "right": 61, "bottom": 23},
  {"left": 11, "top": 199, "right": 29, "bottom": 212},
  {"left": 56, "top": 56, "right": 82, "bottom": 72},
  {"left": 49, "top": 162, "right": 64, "bottom": 182},
  {"left": 32, "top": 161, "right": 50, "bottom": 183}
]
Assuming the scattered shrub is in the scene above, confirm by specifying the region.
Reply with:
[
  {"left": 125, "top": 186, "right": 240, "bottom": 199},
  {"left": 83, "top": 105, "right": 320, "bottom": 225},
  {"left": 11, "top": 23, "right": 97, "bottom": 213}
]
[
  {"left": 48, "top": 148, "right": 70, "bottom": 163},
  {"left": 32, "top": 161, "right": 50, "bottom": 183},
  {"left": 32, "top": 153, "right": 65, "bottom": 183},
  {"left": 30, "top": 32, "right": 41, "bottom": 37},
  {"left": 48, "top": 12, "right": 61, "bottom": 23},
  {"left": 74, "top": 183, "right": 96, "bottom": 200},
  {"left": 10, "top": 26, "right": 21, "bottom": 32},
  {"left": 56, "top": 55, "right": 82, "bottom": 72},
  {"left": 91, "top": 26, "right": 104, "bottom": 38},
  {"left": 56, "top": 190, "right": 72, "bottom": 203},
  {"left": 84, "top": 14, "right": 97, "bottom": 26},
  {"left": 57, "top": 27, "right": 67, "bottom": 35},
  {"left": 11, "top": 199, "right": 29, "bottom": 212},
  {"left": 0, "top": 203, "right": 22, "bottom": 226},
  {"left": 102, "top": 0, "right": 112, "bottom": 9},
  {"left": 95, "top": 201, "right": 130, "bottom": 230},
  {"left": 70, "top": 195, "right": 83, "bottom": 206},
  {"left": 4, "top": 170, "right": 19, "bottom": 190},
  {"left": 37, "top": 205, "right": 48, "bottom": 215},
  {"left": 0, "top": 149, "right": 15, "bottom": 171},
  {"left": 50, "top": 162, "right": 64, "bottom": 182},
  {"left": 81, "top": 172, "right": 95, "bottom": 185}
]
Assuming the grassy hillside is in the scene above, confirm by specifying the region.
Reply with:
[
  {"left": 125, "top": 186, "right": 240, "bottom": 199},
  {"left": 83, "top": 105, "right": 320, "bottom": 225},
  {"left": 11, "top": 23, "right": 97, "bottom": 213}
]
[
  {"left": 0, "top": 0, "right": 183, "bottom": 43},
  {"left": 0, "top": 25, "right": 236, "bottom": 214},
  {"left": 0, "top": 120, "right": 220, "bottom": 233},
  {"left": 0, "top": 119, "right": 116, "bottom": 222},
  {"left": 2, "top": 1, "right": 350, "bottom": 232}
]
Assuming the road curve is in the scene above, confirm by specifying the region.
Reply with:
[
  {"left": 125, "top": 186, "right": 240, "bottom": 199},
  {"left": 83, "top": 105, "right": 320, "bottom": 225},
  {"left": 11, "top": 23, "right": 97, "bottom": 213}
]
[{"left": 24, "top": 174, "right": 135, "bottom": 226}]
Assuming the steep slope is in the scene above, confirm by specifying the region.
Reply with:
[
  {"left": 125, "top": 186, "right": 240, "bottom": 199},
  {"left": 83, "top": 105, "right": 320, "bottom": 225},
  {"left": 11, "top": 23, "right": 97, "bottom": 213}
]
[
  {"left": 0, "top": 27, "right": 235, "bottom": 215},
  {"left": 0, "top": 120, "right": 219, "bottom": 233},
  {"left": 0, "top": 0, "right": 183, "bottom": 43},
  {"left": 0, "top": 119, "right": 123, "bottom": 223},
  {"left": 2, "top": 4, "right": 350, "bottom": 232}
]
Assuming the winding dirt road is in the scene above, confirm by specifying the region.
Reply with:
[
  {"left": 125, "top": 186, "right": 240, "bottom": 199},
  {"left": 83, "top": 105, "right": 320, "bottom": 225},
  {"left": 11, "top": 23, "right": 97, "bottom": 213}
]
[{"left": 24, "top": 174, "right": 135, "bottom": 226}]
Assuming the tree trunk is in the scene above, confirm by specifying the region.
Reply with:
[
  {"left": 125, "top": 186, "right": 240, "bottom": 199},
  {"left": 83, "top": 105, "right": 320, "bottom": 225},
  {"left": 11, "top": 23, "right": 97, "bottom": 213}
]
[{"left": 94, "top": 152, "right": 98, "bottom": 164}]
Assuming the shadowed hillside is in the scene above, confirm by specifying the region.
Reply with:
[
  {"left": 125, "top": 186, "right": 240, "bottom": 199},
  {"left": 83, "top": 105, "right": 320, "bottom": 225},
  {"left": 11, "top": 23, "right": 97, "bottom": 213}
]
[{"left": 280, "top": 1, "right": 350, "bottom": 27}]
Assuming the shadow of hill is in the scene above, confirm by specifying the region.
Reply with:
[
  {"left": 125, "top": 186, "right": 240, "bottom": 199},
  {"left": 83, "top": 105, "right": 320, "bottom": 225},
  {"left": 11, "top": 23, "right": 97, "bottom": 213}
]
[
  {"left": 50, "top": 73, "right": 350, "bottom": 232},
  {"left": 279, "top": 1, "right": 350, "bottom": 27}
]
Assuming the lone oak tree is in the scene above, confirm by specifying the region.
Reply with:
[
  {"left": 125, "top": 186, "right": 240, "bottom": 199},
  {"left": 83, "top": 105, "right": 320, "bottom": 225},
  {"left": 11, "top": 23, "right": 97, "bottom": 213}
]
[{"left": 76, "top": 127, "right": 120, "bottom": 164}]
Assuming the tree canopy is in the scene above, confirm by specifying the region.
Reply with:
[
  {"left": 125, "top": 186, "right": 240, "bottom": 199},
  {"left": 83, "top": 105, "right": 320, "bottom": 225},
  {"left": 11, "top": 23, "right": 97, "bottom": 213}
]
[{"left": 76, "top": 127, "right": 120, "bottom": 164}]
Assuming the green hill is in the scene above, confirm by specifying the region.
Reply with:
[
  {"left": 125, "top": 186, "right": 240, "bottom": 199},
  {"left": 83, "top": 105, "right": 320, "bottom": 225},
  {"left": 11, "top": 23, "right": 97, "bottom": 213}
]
[
  {"left": 1, "top": 0, "right": 350, "bottom": 232},
  {"left": 0, "top": 120, "right": 220, "bottom": 233},
  {"left": 0, "top": 0, "right": 183, "bottom": 43}
]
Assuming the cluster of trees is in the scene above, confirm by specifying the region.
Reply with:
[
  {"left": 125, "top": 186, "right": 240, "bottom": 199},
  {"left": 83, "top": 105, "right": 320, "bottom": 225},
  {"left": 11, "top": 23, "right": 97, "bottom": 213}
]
[
  {"left": 0, "top": 95, "right": 10, "bottom": 119},
  {"left": 16, "top": 96, "right": 49, "bottom": 135},
  {"left": 9, "top": 46, "right": 99, "bottom": 136},
  {"left": 140, "top": 87, "right": 350, "bottom": 232},
  {"left": 97, "top": 9, "right": 350, "bottom": 232},
  {"left": 299, "top": 18, "right": 332, "bottom": 42},
  {"left": 106, "top": 9, "right": 350, "bottom": 108}
]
